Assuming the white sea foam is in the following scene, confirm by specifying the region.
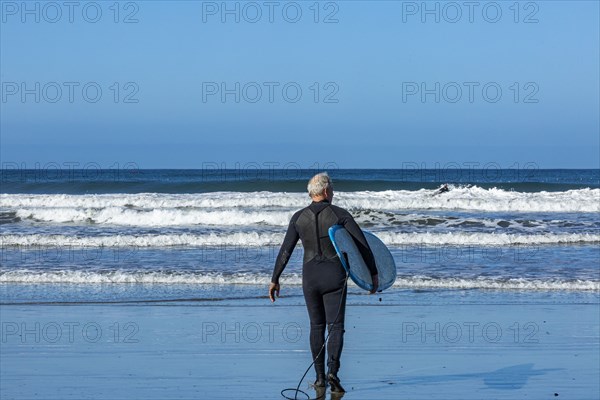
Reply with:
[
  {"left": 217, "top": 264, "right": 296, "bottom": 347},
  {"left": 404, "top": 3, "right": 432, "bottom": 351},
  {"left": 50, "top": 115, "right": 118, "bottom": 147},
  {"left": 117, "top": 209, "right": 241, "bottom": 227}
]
[
  {"left": 0, "top": 232, "right": 283, "bottom": 247},
  {"left": 2, "top": 232, "right": 598, "bottom": 247},
  {"left": 0, "top": 270, "right": 278, "bottom": 285},
  {"left": 373, "top": 231, "right": 600, "bottom": 246},
  {"left": 13, "top": 207, "right": 294, "bottom": 226},
  {"left": 1, "top": 269, "right": 597, "bottom": 291},
  {"left": 9, "top": 207, "right": 552, "bottom": 229},
  {"left": 0, "top": 192, "right": 304, "bottom": 210},
  {"left": 391, "top": 276, "right": 599, "bottom": 291}
]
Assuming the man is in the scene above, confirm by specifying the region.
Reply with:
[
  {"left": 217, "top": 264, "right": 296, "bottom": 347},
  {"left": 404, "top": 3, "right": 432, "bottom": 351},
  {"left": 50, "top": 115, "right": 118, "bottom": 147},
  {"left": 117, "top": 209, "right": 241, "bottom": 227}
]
[{"left": 269, "top": 172, "right": 379, "bottom": 393}]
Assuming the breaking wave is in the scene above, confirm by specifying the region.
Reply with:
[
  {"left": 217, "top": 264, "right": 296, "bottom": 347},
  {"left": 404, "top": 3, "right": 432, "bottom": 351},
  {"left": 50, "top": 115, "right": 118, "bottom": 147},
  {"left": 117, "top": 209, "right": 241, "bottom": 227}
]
[{"left": 1, "top": 187, "right": 598, "bottom": 228}]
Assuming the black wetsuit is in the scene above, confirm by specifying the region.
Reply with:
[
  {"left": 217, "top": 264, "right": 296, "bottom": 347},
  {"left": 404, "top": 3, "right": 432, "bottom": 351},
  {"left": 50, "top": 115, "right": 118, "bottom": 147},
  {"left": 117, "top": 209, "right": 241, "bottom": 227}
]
[{"left": 271, "top": 199, "right": 377, "bottom": 376}]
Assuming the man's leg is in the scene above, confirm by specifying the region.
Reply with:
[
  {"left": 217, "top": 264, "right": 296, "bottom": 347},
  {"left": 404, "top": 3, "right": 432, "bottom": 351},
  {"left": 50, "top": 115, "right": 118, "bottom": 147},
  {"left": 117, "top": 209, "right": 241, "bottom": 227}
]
[
  {"left": 323, "top": 283, "right": 347, "bottom": 375},
  {"left": 310, "top": 322, "right": 326, "bottom": 378},
  {"left": 303, "top": 273, "right": 327, "bottom": 379}
]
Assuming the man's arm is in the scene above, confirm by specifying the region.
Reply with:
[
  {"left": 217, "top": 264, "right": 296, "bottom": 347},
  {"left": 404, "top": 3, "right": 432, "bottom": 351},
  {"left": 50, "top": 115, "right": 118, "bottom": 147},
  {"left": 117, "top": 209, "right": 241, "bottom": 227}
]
[
  {"left": 269, "top": 213, "right": 300, "bottom": 302},
  {"left": 271, "top": 212, "right": 300, "bottom": 285}
]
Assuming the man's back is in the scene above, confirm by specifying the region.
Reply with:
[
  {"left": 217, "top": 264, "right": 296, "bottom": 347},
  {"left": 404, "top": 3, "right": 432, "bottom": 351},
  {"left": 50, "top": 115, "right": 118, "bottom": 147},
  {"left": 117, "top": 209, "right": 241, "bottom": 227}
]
[
  {"left": 271, "top": 199, "right": 377, "bottom": 284},
  {"left": 293, "top": 200, "right": 345, "bottom": 264}
]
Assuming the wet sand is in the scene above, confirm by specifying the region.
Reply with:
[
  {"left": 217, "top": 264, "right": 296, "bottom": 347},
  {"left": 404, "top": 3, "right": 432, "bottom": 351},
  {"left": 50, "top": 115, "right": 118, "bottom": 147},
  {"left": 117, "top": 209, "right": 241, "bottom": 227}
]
[{"left": 1, "top": 294, "right": 599, "bottom": 399}]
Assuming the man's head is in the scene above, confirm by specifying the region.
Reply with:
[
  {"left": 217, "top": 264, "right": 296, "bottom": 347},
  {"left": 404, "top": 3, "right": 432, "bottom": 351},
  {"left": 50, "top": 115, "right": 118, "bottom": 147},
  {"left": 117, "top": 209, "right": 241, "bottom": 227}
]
[{"left": 307, "top": 172, "right": 333, "bottom": 202}]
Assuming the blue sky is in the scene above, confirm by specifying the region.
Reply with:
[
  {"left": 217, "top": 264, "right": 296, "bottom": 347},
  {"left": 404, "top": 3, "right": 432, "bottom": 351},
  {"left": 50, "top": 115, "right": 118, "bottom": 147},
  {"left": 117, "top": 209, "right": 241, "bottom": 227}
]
[{"left": 1, "top": 1, "right": 599, "bottom": 168}]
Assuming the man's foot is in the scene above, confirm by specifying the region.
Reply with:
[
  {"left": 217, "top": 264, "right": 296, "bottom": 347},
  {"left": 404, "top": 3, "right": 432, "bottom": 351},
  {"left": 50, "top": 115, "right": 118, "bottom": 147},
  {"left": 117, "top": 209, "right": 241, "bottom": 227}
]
[
  {"left": 330, "top": 391, "right": 346, "bottom": 399},
  {"left": 314, "top": 385, "right": 327, "bottom": 399},
  {"left": 327, "top": 373, "right": 346, "bottom": 393},
  {"left": 312, "top": 374, "right": 327, "bottom": 388}
]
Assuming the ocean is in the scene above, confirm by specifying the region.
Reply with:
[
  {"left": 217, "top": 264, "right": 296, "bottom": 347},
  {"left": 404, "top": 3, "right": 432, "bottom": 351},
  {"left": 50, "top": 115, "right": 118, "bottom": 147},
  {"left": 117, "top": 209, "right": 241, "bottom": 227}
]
[{"left": 1, "top": 169, "right": 599, "bottom": 305}]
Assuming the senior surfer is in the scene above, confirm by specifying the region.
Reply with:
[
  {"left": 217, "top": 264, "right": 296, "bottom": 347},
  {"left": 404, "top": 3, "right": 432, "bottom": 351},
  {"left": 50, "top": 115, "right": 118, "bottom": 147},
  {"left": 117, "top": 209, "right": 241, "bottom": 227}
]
[{"left": 269, "top": 172, "right": 379, "bottom": 393}]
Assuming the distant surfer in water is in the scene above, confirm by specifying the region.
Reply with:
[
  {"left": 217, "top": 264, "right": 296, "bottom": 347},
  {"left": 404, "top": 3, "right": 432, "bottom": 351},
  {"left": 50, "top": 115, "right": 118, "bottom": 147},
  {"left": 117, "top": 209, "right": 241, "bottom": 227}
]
[
  {"left": 433, "top": 183, "right": 450, "bottom": 195},
  {"left": 269, "top": 172, "right": 379, "bottom": 393}
]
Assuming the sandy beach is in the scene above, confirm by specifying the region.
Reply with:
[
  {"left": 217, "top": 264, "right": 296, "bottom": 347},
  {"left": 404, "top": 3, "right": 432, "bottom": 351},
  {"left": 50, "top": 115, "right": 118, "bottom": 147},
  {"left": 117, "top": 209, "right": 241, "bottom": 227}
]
[{"left": 2, "top": 290, "right": 598, "bottom": 400}]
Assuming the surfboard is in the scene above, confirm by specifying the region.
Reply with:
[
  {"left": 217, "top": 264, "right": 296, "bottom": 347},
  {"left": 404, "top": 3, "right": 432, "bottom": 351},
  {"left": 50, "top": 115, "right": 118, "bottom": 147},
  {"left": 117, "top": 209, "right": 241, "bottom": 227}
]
[{"left": 328, "top": 225, "right": 396, "bottom": 292}]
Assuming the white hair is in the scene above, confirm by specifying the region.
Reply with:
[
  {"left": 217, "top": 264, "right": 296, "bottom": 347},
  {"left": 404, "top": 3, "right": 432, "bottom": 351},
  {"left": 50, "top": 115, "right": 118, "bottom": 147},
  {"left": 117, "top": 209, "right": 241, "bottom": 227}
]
[{"left": 307, "top": 172, "right": 332, "bottom": 197}]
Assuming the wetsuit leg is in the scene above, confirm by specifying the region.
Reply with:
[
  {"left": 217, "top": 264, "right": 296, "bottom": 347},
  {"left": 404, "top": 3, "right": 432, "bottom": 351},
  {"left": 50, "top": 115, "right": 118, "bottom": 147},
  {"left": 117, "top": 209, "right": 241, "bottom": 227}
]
[
  {"left": 303, "top": 262, "right": 326, "bottom": 376},
  {"left": 323, "top": 283, "right": 347, "bottom": 375},
  {"left": 303, "top": 259, "right": 347, "bottom": 376}
]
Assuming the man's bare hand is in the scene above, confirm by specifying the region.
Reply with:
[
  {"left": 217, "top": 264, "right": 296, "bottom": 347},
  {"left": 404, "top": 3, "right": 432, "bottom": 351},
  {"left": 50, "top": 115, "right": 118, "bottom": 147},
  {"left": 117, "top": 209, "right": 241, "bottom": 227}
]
[
  {"left": 269, "top": 282, "right": 280, "bottom": 302},
  {"left": 369, "top": 274, "right": 379, "bottom": 294}
]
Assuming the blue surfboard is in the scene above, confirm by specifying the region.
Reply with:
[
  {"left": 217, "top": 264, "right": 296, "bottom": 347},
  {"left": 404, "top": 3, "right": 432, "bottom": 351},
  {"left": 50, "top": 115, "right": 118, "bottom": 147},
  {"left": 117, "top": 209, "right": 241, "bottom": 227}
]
[{"left": 328, "top": 225, "right": 396, "bottom": 292}]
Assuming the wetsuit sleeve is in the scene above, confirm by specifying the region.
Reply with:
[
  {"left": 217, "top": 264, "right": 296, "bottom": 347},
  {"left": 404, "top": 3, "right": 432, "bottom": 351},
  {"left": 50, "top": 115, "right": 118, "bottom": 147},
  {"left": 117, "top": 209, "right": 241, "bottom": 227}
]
[
  {"left": 271, "top": 211, "right": 301, "bottom": 284},
  {"left": 339, "top": 211, "right": 378, "bottom": 276}
]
